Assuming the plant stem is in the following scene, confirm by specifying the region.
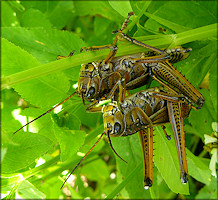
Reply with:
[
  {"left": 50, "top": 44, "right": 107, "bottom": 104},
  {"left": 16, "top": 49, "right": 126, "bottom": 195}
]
[
  {"left": 126, "top": 1, "right": 152, "bottom": 32},
  {"left": 2, "top": 23, "right": 217, "bottom": 90},
  {"left": 22, "top": 155, "right": 60, "bottom": 179}
]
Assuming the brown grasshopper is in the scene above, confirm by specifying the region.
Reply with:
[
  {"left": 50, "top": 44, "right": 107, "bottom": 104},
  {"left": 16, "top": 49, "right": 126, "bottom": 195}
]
[
  {"left": 79, "top": 12, "right": 204, "bottom": 110},
  {"left": 100, "top": 86, "right": 192, "bottom": 188},
  {"left": 61, "top": 86, "right": 191, "bottom": 189},
  {"left": 78, "top": 46, "right": 192, "bottom": 105}
]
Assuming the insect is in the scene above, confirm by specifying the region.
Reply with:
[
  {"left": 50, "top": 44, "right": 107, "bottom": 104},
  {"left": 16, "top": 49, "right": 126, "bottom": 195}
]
[
  {"left": 101, "top": 86, "right": 192, "bottom": 188},
  {"left": 79, "top": 12, "right": 204, "bottom": 110},
  {"left": 61, "top": 86, "right": 191, "bottom": 189},
  {"left": 78, "top": 46, "right": 192, "bottom": 106}
]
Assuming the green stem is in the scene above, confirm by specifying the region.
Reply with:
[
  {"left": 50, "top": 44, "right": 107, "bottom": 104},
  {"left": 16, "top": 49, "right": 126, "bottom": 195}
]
[
  {"left": 85, "top": 124, "right": 104, "bottom": 144},
  {"left": 34, "top": 154, "right": 100, "bottom": 184},
  {"left": 23, "top": 155, "right": 60, "bottom": 179},
  {"left": 2, "top": 155, "right": 60, "bottom": 187},
  {"left": 2, "top": 23, "right": 217, "bottom": 90},
  {"left": 6, "top": 178, "right": 22, "bottom": 200},
  {"left": 149, "top": 186, "right": 156, "bottom": 199},
  {"left": 168, "top": 23, "right": 217, "bottom": 48},
  {"left": 190, "top": 136, "right": 200, "bottom": 153},
  {"left": 126, "top": 1, "right": 152, "bottom": 32},
  {"left": 198, "top": 149, "right": 209, "bottom": 158}
]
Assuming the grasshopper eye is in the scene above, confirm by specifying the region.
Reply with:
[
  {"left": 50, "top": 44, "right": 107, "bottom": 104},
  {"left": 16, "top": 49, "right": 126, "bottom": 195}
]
[
  {"left": 87, "top": 87, "right": 95, "bottom": 97},
  {"left": 114, "top": 122, "right": 122, "bottom": 135}
]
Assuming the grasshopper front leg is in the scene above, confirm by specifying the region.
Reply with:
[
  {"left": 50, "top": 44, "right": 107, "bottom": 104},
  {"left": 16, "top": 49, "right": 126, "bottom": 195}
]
[
  {"left": 85, "top": 73, "right": 125, "bottom": 113},
  {"left": 80, "top": 12, "right": 134, "bottom": 64}
]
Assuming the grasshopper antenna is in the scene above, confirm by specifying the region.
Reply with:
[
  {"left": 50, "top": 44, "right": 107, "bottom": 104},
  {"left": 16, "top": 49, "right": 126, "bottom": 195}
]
[
  {"left": 13, "top": 92, "right": 77, "bottom": 134},
  {"left": 107, "top": 131, "right": 128, "bottom": 164},
  {"left": 60, "top": 131, "right": 106, "bottom": 189}
]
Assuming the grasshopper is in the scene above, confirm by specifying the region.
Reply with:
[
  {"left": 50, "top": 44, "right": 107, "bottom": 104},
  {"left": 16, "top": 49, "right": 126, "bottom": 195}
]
[
  {"left": 62, "top": 86, "right": 191, "bottom": 189},
  {"left": 80, "top": 12, "right": 204, "bottom": 110}
]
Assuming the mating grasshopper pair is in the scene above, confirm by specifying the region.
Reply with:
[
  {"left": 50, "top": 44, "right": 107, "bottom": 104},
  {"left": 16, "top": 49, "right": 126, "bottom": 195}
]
[
  {"left": 72, "top": 12, "right": 204, "bottom": 188},
  {"left": 13, "top": 12, "right": 204, "bottom": 189}
]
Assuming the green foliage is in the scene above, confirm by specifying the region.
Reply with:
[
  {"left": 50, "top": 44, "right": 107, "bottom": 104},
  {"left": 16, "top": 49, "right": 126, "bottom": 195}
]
[{"left": 1, "top": 1, "right": 217, "bottom": 199}]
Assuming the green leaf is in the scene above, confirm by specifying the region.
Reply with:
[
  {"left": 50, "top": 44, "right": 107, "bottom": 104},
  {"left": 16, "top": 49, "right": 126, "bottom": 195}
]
[
  {"left": 79, "top": 132, "right": 105, "bottom": 155},
  {"left": 60, "top": 113, "right": 81, "bottom": 130},
  {"left": 20, "top": 1, "right": 74, "bottom": 29},
  {"left": 1, "top": 2, "right": 20, "bottom": 27},
  {"left": 53, "top": 127, "right": 86, "bottom": 162},
  {"left": 188, "top": 90, "right": 215, "bottom": 139},
  {"left": 38, "top": 176, "right": 64, "bottom": 199},
  {"left": 2, "top": 133, "right": 52, "bottom": 173},
  {"left": 92, "top": 17, "right": 116, "bottom": 45},
  {"left": 144, "top": 11, "right": 190, "bottom": 33},
  {"left": 145, "top": 1, "right": 217, "bottom": 34},
  {"left": 108, "top": 1, "right": 133, "bottom": 18},
  {"left": 1, "top": 104, "right": 22, "bottom": 147},
  {"left": 176, "top": 41, "right": 217, "bottom": 87},
  {"left": 1, "top": 148, "right": 7, "bottom": 163},
  {"left": 195, "top": 176, "right": 217, "bottom": 199},
  {"left": 20, "top": 107, "right": 57, "bottom": 142},
  {"left": 20, "top": 8, "right": 52, "bottom": 28},
  {"left": 81, "top": 158, "right": 110, "bottom": 181},
  {"left": 2, "top": 27, "right": 85, "bottom": 64},
  {"left": 74, "top": 104, "right": 102, "bottom": 128},
  {"left": 197, "top": 41, "right": 217, "bottom": 58},
  {"left": 186, "top": 149, "right": 211, "bottom": 185},
  {"left": 74, "top": 1, "right": 122, "bottom": 22},
  {"left": 2, "top": 38, "right": 71, "bottom": 110},
  {"left": 154, "top": 126, "right": 189, "bottom": 195},
  {"left": 111, "top": 134, "right": 151, "bottom": 198},
  {"left": 212, "top": 122, "right": 218, "bottom": 133},
  {"left": 17, "top": 180, "right": 46, "bottom": 199},
  {"left": 209, "top": 59, "right": 217, "bottom": 112},
  {"left": 106, "top": 162, "right": 143, "bottom": 199}
]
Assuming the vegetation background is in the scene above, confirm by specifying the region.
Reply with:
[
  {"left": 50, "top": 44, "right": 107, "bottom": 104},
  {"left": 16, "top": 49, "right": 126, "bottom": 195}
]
[{"left": 1, "top": 1, "right": 217, "bottom": 199}]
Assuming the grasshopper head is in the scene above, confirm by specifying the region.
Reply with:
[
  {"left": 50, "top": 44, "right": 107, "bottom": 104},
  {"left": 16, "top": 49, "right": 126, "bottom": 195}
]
[
  {"left": 103, "top": 103, "right": 125, "bottom": 137},
  {"left": 78, "top": 62, "right": 100, "bottom": 102}
]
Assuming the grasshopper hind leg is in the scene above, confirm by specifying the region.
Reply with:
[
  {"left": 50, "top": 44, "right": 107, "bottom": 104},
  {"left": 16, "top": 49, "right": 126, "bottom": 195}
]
[
  {"left": 139, "top": 128, "right": 154, "bottom": 190},
  {"left": 167, "top": 101, "right": 189, "bottom": 184}
]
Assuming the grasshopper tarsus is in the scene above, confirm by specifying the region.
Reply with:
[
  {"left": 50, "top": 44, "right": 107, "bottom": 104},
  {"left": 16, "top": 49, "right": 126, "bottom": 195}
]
[{"left": 181, "top": 172, "right": 188, "bottom": 184}]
